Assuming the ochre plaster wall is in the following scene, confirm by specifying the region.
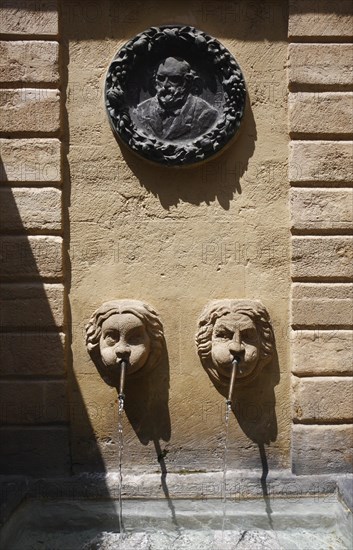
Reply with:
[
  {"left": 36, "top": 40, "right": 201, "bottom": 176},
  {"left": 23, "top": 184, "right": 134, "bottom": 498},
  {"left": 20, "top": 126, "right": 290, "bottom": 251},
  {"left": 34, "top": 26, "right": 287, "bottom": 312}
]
[{"left": 63, "top": 0, "right": 291, "bottom": 474}]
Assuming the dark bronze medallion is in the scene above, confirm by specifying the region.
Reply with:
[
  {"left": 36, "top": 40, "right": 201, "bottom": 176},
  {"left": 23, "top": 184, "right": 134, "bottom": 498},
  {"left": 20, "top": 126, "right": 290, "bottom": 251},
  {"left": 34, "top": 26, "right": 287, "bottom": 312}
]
[{"left": 105, "top": 25, "right": 246, "bottom": 166}]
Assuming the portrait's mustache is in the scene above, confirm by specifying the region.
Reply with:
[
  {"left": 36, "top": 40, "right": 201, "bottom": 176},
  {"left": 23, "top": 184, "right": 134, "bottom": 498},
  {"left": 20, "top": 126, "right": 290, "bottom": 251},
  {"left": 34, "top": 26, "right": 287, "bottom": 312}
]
[
  {"left": 157, "top": 87, "right": 187, "bottom": 110},
  {"left": 158, "top": 88, "right": 182, "bottom": 97}
]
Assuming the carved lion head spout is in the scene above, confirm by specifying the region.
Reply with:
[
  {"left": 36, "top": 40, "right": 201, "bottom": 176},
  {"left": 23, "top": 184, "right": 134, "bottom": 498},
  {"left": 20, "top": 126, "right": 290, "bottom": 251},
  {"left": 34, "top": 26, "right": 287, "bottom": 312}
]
[
  {"left": 196, "top": 300, "right": 275, "bottom": 387},
  {"left": 86, "top": 300, "right": 164, "bottom": 386}
]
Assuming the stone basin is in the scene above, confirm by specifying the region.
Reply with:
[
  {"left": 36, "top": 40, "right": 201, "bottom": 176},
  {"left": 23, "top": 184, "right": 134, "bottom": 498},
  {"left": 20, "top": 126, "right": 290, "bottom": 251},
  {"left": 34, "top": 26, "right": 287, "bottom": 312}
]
[
  {"left": 1, "top": 493, "right": 352, "bottom": 549},
  {"left": 1, "top": 473, "right": 352, "bottom": 549}
]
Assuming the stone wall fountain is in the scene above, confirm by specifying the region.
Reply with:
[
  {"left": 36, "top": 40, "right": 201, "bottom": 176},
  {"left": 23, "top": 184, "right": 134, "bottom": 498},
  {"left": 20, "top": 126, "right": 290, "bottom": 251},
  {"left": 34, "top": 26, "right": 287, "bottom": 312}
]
[
  {"left": 0, "top": 3, "right": 352, "bottom": 550},
  {"left": 196, "top": 300, "right": 276, "bottom": 538},
  {"left": 85, "top": 300, "right": 165, "bottom": 544}
]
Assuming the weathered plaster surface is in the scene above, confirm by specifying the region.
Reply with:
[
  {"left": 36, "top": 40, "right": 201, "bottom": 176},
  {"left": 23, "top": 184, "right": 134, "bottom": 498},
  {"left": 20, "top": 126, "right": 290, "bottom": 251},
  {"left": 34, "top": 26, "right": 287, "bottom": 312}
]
[{"left": 64, "top": 0, "right": 290, "bottom": 473}]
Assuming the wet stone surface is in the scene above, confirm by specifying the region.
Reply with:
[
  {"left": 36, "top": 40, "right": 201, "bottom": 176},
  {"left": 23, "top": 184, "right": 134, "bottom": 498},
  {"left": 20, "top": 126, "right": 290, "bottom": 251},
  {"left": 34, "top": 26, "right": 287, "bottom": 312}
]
[
  {"left": 82, "top": 529, "right": 284, "bottom": 549},
  {"left": 1, "top": 496, "right": 351, "bottom": 549}
]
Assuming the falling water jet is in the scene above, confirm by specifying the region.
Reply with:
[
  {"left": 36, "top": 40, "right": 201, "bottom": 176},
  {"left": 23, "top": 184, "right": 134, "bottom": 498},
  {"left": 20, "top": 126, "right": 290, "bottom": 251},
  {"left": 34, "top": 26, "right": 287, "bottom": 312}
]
[
  {"left": 117, "top": 358, "right": 129, "bottom": 537},
  {"left": 222, "top": 356, "right": 240, "bottom": 538}
]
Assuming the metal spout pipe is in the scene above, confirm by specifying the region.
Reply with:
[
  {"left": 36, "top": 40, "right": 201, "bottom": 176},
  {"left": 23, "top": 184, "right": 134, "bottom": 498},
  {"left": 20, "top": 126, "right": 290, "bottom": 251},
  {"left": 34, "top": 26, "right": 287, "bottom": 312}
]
[
  {"left": 226, "top": 357, "right": 240, "bottom": 406},
  {"left": 117, "top": 358, "right": 128, "bottom": 403}
]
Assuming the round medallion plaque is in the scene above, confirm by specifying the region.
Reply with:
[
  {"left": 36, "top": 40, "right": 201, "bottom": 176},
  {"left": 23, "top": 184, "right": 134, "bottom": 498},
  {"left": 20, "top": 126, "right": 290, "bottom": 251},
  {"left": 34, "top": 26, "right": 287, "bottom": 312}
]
[{"left": 105, "top": 25, "right": 246, "bottom": 166}]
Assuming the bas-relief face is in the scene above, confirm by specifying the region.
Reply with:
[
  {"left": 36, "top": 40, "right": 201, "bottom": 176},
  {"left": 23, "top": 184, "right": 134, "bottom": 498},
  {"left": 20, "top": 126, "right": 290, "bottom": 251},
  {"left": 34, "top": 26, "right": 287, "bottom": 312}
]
[
  {"left": 99, "top": 313, "right": 151, "bottom": 375},
  {"left": 211, "top": 313, "right": 260, "bottom": 380},
  {"left": 155, "top": 57, "right": 191, "bottom": 111}
]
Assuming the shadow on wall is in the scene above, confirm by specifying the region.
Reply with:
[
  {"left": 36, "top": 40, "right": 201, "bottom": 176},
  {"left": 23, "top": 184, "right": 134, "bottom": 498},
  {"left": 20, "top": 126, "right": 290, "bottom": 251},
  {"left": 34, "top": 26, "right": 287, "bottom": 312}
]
[
  {"left": 124, "top": 345, "right": 171, "bottom": 446},
  {"left": 119, "top": 99, "right": 256, "bottom": 211},
  {"left": 61, "top": 0, "right": 287, "bottom": 211},
  {"left": 62, "top": 0, "right": 288, "bottom": 41},
  {"left": 232, "top": 344, "right": 280, "bottom": 447},
  {"left": 60, "top": 0, "right": 174, "bottom": 480},
  {"left": 220, "top": 337, "right": 280, "bottom": 528},
  {"left": 59, "top": 22, "right": 110, "bottom": 476},
  {"left": 0, "top": 22, "right": 107, "bottom": 486},
  {"left": 0, "top": 156, "right": 106, "bottom": 477},
  {"left": 0, "top": 157, "right": 118, "bottom": 536}
]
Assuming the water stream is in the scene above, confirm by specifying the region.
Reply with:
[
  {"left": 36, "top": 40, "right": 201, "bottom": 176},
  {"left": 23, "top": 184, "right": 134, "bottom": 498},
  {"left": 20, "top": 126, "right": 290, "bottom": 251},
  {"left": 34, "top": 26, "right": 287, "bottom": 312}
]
[
  {"left": 117, "top": 359, "right": 127, "bottom": 537},
  {"left": 117, "top": 393, "right": 125, "bottom": 537},
  {"left": 221, "top": 358, "right": 239, "bottom": 537},
  {"left": 221, "top": 399, "right": 232, "bottom": 536}
]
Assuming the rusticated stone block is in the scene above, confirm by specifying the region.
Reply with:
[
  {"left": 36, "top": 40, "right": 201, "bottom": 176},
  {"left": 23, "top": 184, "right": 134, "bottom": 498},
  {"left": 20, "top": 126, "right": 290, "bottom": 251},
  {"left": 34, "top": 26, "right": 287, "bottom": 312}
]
[
  {"left": 292, "top": 237, "right": 353, "bottom": 280},
  {"left": 0, "top": 427, "right": 70, "bottom": 476},
  {"left": 0, "top": 188, "right": 61, "bottom": 232},
  {"left": 0, "top": 235, "right": 62, "bottom": 279},
  {"left": 292, "top": 376, "right": 353, "bottom": 422},
  {"left": 289, "top": 1, "right": 353, "bottom": 39},
  {"left": 0, "top": 0, "right": 58, "bottom": 36},
  {"left": 288, "top": 44, "right": 353, "bottom": 88},
  {"left": 0, "top": 380, "right": 68, "bottom": 424},
  {"left": 289, "top": 141, "right": 353, "bottom": 183},
  {"left": 291, "top": 330, "right": 353, "bottom": 376},
  {"left": 292, "top": 424, "right": 353, "bottom": 474},
  {"left": 0, "top": 332, "right": 65, "bottom": 376},
  {"left": 292, "top": 283, "right": 353, "bottom": 327},
  {"left": 289, "top": 92, "right": 353, "bottom": 137},
  {"left": 0, "top": 89, "right": 60, "bottom": 134},
  {"left": 291, "top": 189, "right": 353, "bottom": 231},
  {"left": 0, "top": 139, "right": 61, "bottom": 182},
  {"left": 0, "top": 41, "right": 59, "bottom": 83},
  {"left": 0, "top": 283, "right": 64, "bottom": 329}
]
